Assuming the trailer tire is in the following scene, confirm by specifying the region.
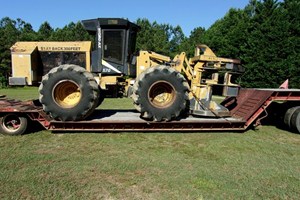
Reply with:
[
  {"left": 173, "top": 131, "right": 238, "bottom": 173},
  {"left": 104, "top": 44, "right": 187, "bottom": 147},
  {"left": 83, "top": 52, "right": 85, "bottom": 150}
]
[
  {"left": 39, "top": 64, "right": 100, "bottom": 121},
  {"left": 0, "top": 114, "right": 28, "bottom": 135},
  {"left": 290, "top": 107, "right": 300, "bottom": 133},
  {"left": 284, "top": 106, "right": 300, "bottom": 129},
  {"left": 132, "top": 65, "right": 189, "bottom": 121}
]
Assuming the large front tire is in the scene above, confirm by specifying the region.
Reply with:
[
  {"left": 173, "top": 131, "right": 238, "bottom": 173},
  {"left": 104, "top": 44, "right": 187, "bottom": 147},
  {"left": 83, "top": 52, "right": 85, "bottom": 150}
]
[
  {"left": 39, "top": 64, "right": 100, "bottom": 121},
  {"left": 132, "top": 65, "right": 189, "bottom": 121}
]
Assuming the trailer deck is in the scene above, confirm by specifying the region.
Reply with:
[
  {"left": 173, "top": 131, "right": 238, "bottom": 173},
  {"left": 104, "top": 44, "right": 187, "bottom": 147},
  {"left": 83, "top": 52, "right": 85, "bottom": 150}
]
[
  {"left": 0, "top": 88, "right": 300, "bottom": 134},
  {"left": 0, "top": 98, "right": 246, "bottom": 132},
  {"left": 50, "top": 110, "right": 246, "bottom": 132}
]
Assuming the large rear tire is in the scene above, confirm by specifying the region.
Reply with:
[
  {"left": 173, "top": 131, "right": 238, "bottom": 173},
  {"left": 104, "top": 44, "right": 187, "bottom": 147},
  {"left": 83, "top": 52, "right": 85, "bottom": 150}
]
[
  {"left": 132, "top": 65, "right": 189, "bottom": 121},
  {"left": 39, "top": 64, "right": 100, "bottom": 121}
]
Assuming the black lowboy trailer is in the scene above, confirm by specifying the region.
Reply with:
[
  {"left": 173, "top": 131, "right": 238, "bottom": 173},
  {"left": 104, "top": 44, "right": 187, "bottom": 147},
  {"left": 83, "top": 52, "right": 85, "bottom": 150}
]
[{"left": 0, "top": 88, "right": 300, "bottom": 135}]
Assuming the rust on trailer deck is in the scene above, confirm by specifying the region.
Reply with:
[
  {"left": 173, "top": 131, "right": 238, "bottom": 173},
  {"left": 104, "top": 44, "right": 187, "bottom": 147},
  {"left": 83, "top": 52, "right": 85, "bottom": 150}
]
[
  {"left": 0, "top": 98, "right": 34, "bottom": 112},
  {"left": 0, "top": 97, "right": 51, "bottom": 128},
  {"left": 0, "top": 97, "right": 246, "bottom": 132},
  {"left": 49, "top": 110, "right": 246, "bottom": 132}
]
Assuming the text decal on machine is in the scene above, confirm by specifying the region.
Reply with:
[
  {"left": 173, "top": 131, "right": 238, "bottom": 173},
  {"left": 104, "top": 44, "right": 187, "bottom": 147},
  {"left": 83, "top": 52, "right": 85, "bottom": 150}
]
[{"left": 40, "top": 46, "right": 81, "bottom": 51}]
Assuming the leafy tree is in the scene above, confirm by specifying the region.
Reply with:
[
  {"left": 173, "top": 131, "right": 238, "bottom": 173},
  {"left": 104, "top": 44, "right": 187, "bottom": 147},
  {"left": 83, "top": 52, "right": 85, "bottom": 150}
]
[
  {"left": 195, "top": 0, "right": 300, "bottom": 88},
  {"left": 135, "top": 18, "right": 185, "bottom": 57},
  {"left": 163, "top": 24, "right": 185, "bottom": 56},
  {"left": 281, "top": 0, "right": 300, "bottom": 88},
  {"left": 242, "top": 0, "right": 295, "bottom": 88},
  {"left": 19, "top": 22, "right": 37, "bottom": 41},
  {"left": 200, "top": 8, "right": 250, "bottom": 60},
  {"left": 38, "top": 21, "right": 53, "bottom": 40},
  {"left": 0, "top": 17, "right": 19, "bottom": 86},
  {"left": 179, "top": 27, "right": 205, "bottom": 57},
  {"left": 51, "top": 22, "right": 92, "bottom": 41},
  {"left": 136, "top": 18, "right": 170, "bottom": 55}
]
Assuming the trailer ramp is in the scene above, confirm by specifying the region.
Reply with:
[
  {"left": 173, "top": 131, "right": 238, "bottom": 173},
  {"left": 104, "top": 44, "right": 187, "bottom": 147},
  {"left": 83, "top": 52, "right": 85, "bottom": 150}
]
[{"left": 223, "top": 88, "right": 300, "bottom": 128}]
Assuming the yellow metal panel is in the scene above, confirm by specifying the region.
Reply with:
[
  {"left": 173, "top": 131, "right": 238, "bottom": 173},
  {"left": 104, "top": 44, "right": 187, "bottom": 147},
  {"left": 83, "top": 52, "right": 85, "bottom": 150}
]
[
  {"left": 86, "top": 52, "right": 91, "bottom": 72},
  {"left": 10, "top": 41, "right": 92, "bottom": 84},
  {"left": 100, "top": 76, "right": 118, "bottom": 89},
  {"left": 11, "top": 41, "right": 92, "bottom": 53},
  {"left": 11, "top": 54, "right": 32, "bottom": 85},
  {"left": 11, "top": 42, "right": 36, "bottom": 54},
  {"left": 136, "top": 51, "right": 171, "bottom": 75},
  {"left": 36, "top": 41, "right": 91, "bottom": 52}
]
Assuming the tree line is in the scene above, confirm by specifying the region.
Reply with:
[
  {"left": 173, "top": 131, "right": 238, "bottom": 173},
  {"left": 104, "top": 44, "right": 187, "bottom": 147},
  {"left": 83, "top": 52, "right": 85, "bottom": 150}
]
[{"left": 0, "top": 0, "right": 299, "bottom": 88}]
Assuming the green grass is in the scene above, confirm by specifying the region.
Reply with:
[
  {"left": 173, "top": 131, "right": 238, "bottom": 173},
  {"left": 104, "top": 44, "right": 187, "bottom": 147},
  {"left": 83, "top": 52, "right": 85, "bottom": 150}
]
[
  {"left": 0, "top": 86, "right": 39, "bottom": 101},
  {"left": 0, "top": 87, "right": 300, "bottom": 199}
]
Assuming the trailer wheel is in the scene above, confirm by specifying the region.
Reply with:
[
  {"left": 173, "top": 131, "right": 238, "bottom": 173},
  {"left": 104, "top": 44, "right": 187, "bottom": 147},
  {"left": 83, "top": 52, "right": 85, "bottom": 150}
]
[
  {"left": 290, "top": 107, "right": 300, "bottom": 133},
  {"left": 0, "top": 114, "right": 28, "bottom": 135},
  {"left": 284, "top": 106, "right": 300, "bottom": 129},
  {"left": 132, "top": 65, "right": 189, "bottom": 121},
  {"left": 39, "top": 64, "right": 100, "bottom": 121}
]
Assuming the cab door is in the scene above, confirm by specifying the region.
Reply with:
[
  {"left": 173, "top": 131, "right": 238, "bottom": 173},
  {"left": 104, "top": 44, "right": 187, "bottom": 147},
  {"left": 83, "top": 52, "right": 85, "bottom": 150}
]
[{"left": 101, "top": 29, "right": 126, "bottom": 75}]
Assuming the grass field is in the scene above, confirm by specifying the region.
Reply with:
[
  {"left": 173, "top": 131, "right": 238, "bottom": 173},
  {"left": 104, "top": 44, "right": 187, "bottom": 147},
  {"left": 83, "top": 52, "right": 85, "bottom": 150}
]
[{"left": 0, "top": 87, "right": 299, "bottom": 199}]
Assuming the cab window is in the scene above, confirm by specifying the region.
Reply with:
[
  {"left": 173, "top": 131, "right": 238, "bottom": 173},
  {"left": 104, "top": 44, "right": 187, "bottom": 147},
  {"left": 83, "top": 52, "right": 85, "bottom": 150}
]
[{"left": 103, "top": 30, "right": 125, "bottom": 64}]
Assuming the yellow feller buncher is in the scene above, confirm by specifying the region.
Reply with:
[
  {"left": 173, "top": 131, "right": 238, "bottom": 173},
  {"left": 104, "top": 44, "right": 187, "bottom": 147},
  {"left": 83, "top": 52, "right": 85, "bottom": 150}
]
[{"left": 9, "top": 18, "right": 244, "bottom": 122}]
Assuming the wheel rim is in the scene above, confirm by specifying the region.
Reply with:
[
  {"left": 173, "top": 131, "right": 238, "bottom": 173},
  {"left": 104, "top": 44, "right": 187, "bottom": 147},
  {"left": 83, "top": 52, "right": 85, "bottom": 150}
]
[
  {"left": 148, "top": 81, "right": 176, "bottom": 108},
  {"left": 1, "top": 114, "right": 22, "bottom": 133},
  {"left": 53, "top": 80, "right": 81, "bottom": 108}
]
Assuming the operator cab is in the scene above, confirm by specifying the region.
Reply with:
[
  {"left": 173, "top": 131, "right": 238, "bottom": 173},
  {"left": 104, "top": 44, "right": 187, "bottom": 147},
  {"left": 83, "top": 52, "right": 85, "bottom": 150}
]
[{"left": 82, "top": 18, "right": 140, "bottom": 76}]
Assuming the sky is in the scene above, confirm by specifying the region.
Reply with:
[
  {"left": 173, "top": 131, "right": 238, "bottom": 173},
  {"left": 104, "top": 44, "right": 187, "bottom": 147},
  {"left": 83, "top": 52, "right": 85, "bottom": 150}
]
[{"left": 0, "top": 0, "right": 251, "bottom": 36}]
